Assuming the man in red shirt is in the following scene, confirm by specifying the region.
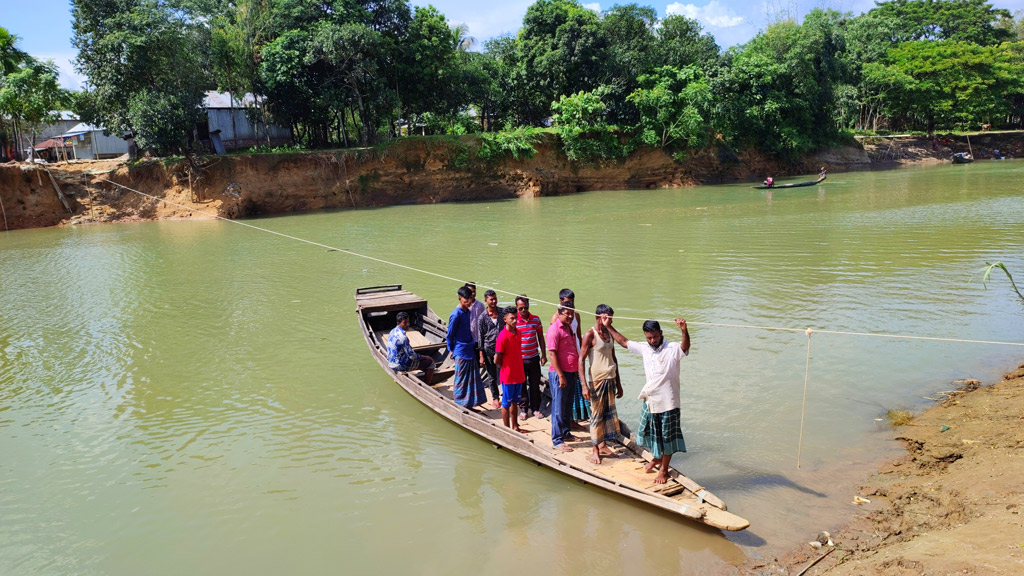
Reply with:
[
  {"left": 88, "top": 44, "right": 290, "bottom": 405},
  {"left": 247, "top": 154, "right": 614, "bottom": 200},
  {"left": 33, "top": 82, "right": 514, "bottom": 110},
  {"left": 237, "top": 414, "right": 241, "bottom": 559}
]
[{"left": 495, "top": 306, "right": 526, "bottom": 431}]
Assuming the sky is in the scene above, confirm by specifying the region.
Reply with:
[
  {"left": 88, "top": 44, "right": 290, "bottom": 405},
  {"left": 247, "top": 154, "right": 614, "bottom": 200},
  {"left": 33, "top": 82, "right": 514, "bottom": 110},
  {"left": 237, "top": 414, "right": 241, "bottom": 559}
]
[{"left": 3, "top": 0, "right": 1023, "bottom": 90}]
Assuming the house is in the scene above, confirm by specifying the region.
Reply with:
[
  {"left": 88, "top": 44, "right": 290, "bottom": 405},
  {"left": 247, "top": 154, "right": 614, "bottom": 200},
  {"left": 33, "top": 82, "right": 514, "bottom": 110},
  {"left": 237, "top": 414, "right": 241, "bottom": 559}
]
[
  {"left": 7, "top": 111, "right": 79, "bottom": 161},
  {"left": 199, "top": 91, "right": 292, "bottom": 152},
  {"left": 58, "top": 122, "right": 130, "bottom": 160}
]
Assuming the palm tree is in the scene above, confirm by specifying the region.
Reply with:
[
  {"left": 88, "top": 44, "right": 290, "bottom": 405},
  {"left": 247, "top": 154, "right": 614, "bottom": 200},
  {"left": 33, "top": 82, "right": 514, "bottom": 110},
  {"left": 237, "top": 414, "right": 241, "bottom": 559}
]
[
  {"left": 0, "top": 27, "right": 30, "bottom": 76},
  {"left": 451, "top": 22, "right": 476, "bottom": 52}
]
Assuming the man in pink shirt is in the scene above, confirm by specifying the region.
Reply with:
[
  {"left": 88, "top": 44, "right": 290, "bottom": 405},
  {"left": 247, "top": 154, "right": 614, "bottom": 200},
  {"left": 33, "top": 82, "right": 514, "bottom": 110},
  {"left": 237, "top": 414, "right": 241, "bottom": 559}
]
[{"left": 546, "top": 303, "right": 580, "bottom": 452}]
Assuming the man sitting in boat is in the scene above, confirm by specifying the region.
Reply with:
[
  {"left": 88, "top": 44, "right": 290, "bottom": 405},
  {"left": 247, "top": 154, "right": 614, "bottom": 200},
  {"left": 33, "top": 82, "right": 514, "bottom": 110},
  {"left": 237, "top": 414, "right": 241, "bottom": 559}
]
[
  {"left": 763, "top": 176, "right": 774, "bottom": 187},
  {"left": 608, "top": 318, "right": 690, "bottom": 484},
  {"left": 386, "top": 311, "right": 435, "bottom": 385}
]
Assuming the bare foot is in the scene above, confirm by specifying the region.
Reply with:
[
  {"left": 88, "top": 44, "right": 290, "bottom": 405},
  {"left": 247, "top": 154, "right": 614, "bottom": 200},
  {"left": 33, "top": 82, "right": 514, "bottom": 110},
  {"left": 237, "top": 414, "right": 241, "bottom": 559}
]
[
  {"left": 599, "top": 448, "right": 615, "bottom": 456},
  {"left": 588, "top": 453, "right": 601, "bottom": 464},
  {"left": 553, "top": 444, "right": 573, "bottom": 452},
  {"left": 512, "top": 426, "right": 523, "bottom": 433},
  {"left": 643, "top": 460, "right": 659, "bottom": 474},
  {"left": 653, "top": 471, "right": 669, "bottom": 484}
]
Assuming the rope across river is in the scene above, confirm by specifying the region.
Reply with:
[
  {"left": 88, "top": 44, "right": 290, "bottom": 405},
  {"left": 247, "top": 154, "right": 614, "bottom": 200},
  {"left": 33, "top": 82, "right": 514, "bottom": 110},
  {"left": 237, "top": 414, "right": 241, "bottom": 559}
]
[{"left": 97, "top": 177, "right": 1024, "bottom": 466}]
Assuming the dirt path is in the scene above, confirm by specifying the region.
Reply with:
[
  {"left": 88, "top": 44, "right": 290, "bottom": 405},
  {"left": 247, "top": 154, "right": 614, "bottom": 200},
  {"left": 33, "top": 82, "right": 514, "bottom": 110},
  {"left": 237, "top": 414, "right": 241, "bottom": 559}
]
[{"left": 734, "top": 362, "right": 1024, "bottom": 575}]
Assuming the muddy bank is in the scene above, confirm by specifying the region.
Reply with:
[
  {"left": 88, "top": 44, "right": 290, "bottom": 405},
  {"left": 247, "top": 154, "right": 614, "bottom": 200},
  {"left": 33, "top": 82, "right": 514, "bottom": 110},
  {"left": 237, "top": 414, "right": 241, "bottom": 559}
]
[
  {"left": 733, "top": 363, "right": 1024, "bottom": 576},
  {"left": 0, "top": 134, "right": 860, "bottom": 231},
  {"left": 3, "top": 132, "right": 1024, "bottom": 232}
]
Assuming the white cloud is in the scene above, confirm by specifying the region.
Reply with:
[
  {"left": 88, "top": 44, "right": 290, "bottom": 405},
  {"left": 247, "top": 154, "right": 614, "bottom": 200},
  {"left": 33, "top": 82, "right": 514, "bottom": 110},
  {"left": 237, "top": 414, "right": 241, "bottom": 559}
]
[
  {"left": 666, "top": 1, "right": 745, "bottom": 28},
  {"left": 583, "top": 2, "right": 601, "bottom": 11},
  {"left": 34, "top": 53, "right": 86, "bottom": 91}
]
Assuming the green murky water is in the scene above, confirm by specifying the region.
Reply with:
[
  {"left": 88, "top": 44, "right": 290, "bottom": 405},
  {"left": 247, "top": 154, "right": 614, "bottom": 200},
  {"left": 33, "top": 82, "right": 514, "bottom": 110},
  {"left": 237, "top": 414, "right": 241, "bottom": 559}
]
[{"left": 2, "top": 162, "right": 1023, "bottom": 574}]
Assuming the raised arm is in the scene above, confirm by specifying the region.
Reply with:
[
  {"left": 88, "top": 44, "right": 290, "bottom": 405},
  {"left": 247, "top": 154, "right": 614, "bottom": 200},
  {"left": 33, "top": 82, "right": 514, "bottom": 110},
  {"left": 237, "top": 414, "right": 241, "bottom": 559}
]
[
  {"left": 675, "top": 318, "right": 690, "bottom": 354},
  {"left": 607, "top": 324, "right": 630, "bottom": 348}
]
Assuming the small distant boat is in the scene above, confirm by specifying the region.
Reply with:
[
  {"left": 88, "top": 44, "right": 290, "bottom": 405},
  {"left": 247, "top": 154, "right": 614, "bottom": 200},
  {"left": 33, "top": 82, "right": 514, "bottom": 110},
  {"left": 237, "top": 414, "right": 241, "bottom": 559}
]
[
  {"left": 952, "top": 152, "right": 974, "bottom": 164},
  {"left": 752, "top": 175, "right": 826, "bottom": 189},
  {"left": 355, "top": 285, "right": 749, "bottom": 531}
]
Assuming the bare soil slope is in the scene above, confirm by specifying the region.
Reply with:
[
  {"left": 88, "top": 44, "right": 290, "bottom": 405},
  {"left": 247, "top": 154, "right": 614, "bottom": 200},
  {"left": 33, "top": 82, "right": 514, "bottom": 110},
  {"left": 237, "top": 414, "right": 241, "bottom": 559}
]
[{"left": 737, "top": 363, "right": 1024, "bottom": 575}]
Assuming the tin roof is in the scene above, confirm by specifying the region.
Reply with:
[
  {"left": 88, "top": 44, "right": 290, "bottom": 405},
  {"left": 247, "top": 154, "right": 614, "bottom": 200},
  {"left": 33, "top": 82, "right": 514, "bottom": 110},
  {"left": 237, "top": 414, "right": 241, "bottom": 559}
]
[{"left": 204, "top": 91, "right": 261, "bottom": 109}]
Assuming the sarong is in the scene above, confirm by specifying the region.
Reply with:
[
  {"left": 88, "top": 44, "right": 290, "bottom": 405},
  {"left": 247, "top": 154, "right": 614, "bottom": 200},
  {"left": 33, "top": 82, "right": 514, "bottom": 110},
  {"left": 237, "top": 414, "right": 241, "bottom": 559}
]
[
  {"left": 453, "top": 357, "right": 487, "bottom": 408},
  {"left": 589, "top": 378, "right": 620, "bottom": 446},
  {"left": 636, "top": 402, "right": 686, "bottom": 459},
  {"left": 571, "top": 377, "right": 591, "bottom": 422}
]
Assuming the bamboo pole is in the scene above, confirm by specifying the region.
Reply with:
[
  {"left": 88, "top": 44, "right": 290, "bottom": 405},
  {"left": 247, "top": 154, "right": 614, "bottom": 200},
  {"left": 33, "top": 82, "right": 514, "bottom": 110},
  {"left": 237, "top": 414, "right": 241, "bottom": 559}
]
[
  {"left": 967, "top": 134, "right": 974, "bottom": 157},
  {"left": 0, "top": 189, "right": 9, "bottom": 231}
]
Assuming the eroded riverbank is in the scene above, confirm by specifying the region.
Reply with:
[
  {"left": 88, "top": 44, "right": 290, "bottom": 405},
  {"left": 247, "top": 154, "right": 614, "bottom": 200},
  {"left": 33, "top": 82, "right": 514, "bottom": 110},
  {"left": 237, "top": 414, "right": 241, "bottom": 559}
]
[{"left": 4, "top": 132, "right": 1021, "bottom": 232}]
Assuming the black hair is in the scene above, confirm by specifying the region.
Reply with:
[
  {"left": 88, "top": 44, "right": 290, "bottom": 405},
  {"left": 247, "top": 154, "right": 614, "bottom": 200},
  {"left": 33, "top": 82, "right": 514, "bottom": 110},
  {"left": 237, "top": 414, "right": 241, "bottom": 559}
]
[
  {"left": 558, "top": 288, "right": 575, "bottom": 300},
  {"left": 484, "top": 289, "right": 496, "bottom": 298},
  {"left": 465, "top": 282, "right": 476, "bottom": 290},
  {"left": 396, "top": 311, "right": 409, "bottom": 323},
  {"left": 515, "top": 295, "right": 529, "bottom": 305},
  {"left": 642, "top": 320, "right": 661, "bottom": 333},
  {"left": 557, "top": 303, "right": 575, "bottom": 315},
  {"left": 501, "top": 305, "right": 517, "bottom": 319},
  {"left": 595, "top": 304, "right": 614, "bottom": 316},
  {"left": 457, "top": 286, "right": 473, "bottom": 299}
]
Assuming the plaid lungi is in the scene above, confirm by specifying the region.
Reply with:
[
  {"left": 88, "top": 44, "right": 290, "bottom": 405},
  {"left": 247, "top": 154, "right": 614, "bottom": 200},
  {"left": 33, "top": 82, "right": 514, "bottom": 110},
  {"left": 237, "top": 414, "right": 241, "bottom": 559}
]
[
  {"left": 636, "top": 402, "right": 686, "bottom": 459},
  {"left": 453, "top": 357, "right": 487, "bottom": 408},
  {"left": 589, "top": 378, "right": 620, "bottom": 446},
  {"left": 571, "top": 377, "right": 591, "bottom": 422}
]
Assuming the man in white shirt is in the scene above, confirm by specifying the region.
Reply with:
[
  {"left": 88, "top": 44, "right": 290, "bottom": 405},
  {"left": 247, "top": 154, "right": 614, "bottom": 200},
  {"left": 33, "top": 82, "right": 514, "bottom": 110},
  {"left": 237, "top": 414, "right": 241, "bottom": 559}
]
[{"left": 609, "top": 318, "right": 690, "bottom": 484}]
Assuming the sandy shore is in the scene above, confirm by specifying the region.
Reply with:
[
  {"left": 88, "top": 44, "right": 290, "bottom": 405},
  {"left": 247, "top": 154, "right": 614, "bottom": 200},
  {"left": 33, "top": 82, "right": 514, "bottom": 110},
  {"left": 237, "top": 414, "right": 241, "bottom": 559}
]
[{"left": 733, "top": 362, "right": 1024, "bottom": 575}]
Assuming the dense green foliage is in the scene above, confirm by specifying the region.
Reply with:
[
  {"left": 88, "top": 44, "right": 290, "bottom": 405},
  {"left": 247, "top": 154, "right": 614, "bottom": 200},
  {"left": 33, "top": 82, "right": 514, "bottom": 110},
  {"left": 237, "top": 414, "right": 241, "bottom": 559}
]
[
  {"left": 7, "top": 0, "right": 1024, "bottom": 161},
  {"left": 0, "top": 28, "right": 71, "bottom": 159}
]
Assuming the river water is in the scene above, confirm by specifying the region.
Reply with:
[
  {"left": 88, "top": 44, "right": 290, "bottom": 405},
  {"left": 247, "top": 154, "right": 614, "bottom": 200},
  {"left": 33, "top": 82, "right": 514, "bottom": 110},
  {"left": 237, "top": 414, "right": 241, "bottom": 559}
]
[{"left": 2, "top": 162, "right": 1023, "bottom": 575}]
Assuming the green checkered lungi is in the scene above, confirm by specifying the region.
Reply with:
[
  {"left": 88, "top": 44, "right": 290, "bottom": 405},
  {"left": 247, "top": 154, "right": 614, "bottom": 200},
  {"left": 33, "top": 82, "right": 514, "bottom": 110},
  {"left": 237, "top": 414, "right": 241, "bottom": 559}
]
[{"left": 636, "top": 401, "right": 686, "bottom": 459}]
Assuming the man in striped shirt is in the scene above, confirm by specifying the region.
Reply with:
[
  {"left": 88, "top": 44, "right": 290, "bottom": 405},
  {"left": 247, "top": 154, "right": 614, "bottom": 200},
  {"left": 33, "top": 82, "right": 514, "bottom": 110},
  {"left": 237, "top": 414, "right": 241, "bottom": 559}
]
[{"left": 515, "top": 295, "right": 546, "bottom": 421}]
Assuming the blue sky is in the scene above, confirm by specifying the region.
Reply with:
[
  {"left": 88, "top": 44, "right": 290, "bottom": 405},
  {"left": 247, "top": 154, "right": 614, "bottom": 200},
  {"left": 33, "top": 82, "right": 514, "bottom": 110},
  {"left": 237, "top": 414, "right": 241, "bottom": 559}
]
[{"left": 3, "top": 0, "right": 1023, "bottom": 90}]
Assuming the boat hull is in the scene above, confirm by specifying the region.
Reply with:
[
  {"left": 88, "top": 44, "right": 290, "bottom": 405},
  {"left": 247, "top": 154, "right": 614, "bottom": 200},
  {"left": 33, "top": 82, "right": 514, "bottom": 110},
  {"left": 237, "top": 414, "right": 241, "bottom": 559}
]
[{"left": 355, "top": 285, "right": 749, "bottom": 531}]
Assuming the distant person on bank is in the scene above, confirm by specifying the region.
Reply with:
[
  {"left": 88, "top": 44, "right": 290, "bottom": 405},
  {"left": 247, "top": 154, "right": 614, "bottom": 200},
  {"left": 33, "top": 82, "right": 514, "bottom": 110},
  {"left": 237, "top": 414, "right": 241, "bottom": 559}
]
[
  {"left": 608, "top": 318, "right": 690, "bottom": 484},
  {"left": 578, "top": 304, "right": 623, "bottom": 464},
  {"left": 495, "top": 306, "right": 526, "bottom": 432},
  {"left": 447, "top": 286, "right": 487, "bottom": 408},
  {"left": 477, "top": 289, "right": 503, "bottom": 409},
  {"left": 386, "top": 311, "right": 435, "bottom": 385},
  {"left": 547, "top": 303, "right": 581, "bottom": 452}
]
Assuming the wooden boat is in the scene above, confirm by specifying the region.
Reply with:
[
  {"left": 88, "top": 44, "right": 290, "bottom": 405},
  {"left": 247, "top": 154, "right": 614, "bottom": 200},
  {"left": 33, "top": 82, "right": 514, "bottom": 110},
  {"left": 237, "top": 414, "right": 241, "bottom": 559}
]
[
  {"left": 752, "top": 174, "right": 826, "bottom": 189},
  {"left": 355, "top": 285, "right": 749, "bottom": 531},
  {"left": 952, "top": 152, "right": 974, "bottom": 164}
]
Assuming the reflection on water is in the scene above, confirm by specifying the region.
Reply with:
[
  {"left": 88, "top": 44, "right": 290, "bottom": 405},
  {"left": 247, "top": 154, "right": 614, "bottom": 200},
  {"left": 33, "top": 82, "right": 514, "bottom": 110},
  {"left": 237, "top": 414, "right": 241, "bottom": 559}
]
[{"left": 1, "top": 162, "right": 1023, "bottom": 574}]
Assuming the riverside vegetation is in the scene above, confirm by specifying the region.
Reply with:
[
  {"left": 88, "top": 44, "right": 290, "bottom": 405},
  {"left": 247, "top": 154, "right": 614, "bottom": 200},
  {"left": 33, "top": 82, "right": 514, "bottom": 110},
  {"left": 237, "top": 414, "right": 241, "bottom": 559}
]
[{"left": 3, "top": 0, "right": 1024, "bottom": 166}]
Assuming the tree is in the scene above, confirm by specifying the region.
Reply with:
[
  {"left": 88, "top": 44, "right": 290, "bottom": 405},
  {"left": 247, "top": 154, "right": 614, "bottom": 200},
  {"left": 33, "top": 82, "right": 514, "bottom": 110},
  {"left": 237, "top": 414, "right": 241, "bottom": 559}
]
[
  {"left": 654, "top": 15, "right": 720, "bottom": 71},
  {"left": 517, "top": 0, "right": 610, "bottom": 125},
  {"left": 0, "top": 27, "right": 30, "bottom": 76},
  {"left": 715, "top": 14, "right": 847, "bottom": 157},
  {"left": 0, "top": 59, "right": 71, "bottom": 160},
  {"left": 600, "top": 4, "right": 658, "bottom": 124},
  {"left": 862, "top": 40, "right": 1024, "bottom": 132},
  {"left": 72, "top": 0, "right": 211, "bottom": 154},
  {"left": 627, "top": 65, "right": 712, "bottom": 150},
  {"left": 398, "top": 6, "right": 464, "bottom": 122},
  {"left": 550, "top": 87, "right": 626, "bottom": 162},
  {"left": 868, "top": 0, "right": 1013, "bottom": 45}
]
